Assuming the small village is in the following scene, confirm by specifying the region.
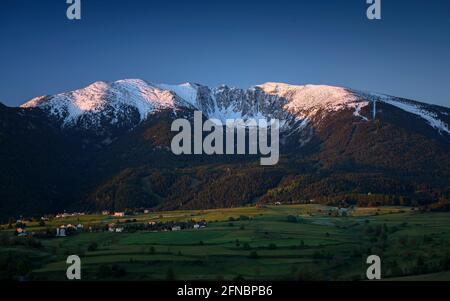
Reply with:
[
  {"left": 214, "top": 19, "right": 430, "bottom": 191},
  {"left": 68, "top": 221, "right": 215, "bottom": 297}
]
[
  {"left": 8, "top": 203, "right": 358, "bottom": 239},
  {"left": 12, "top": 210, "right": 208, "bottom": 239}
]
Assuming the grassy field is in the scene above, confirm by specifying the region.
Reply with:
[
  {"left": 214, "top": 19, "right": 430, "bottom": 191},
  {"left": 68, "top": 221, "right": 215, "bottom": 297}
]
[{"left": 1, "top": 205, "right": 450, "bottom": 281}]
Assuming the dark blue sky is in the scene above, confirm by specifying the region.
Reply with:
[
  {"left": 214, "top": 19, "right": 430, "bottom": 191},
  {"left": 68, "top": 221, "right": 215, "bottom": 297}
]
[{"left": 1, "top": 0, "right": 449, "bottom": 107}]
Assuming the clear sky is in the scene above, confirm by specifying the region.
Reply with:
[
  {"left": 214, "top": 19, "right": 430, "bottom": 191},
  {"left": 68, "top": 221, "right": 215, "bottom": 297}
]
[{"left": 0, "top": 0, "right": 449, "bottom": 107}]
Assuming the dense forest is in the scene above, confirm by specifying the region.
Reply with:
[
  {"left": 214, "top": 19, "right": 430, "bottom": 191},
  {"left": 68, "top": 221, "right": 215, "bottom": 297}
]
[{"left": 0, "top": 103, "right": 449, "bottom": 220}]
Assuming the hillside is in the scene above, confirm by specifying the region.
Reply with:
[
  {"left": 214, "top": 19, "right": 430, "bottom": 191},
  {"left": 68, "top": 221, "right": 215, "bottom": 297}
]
[{"left": 0, "top": 81, "right": 449, "bottom": 219}]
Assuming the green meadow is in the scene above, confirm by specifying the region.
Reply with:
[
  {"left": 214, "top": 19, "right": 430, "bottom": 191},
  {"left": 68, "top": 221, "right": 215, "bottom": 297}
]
[{"left": 1, "top": 205, "right": 450, "bottom": 281}]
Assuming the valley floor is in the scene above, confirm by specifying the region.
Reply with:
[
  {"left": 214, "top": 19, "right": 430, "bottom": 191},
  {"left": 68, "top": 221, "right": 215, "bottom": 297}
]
[{"left": 1, "top": 205, "right": 450, "bottom": 281}]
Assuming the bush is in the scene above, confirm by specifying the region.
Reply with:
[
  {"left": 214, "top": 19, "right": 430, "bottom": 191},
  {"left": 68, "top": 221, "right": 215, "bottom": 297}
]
[
  {"left": 96, "top": 265, "right": 111, "bottom": 279},
  {"left": 295, "top": 268, "right": 324, "bottom": 281},
  {"left": 87, "top": 242, "right": 98, "bottom": 252},
  {"left": 166, "top": 267, "right": 176, "bottom": 281},
  {"left": 26, "top": 237, "right": 42, "bottom": 249},
  {"left": 249, "top": 251, "right": 259, "bottom": 259},
  {"left": 0, "top": 253, "right": 32, "bottom": 280},
  {"left": 287, "top": 215, "right": 298, "bottom": 223},
  {"left": 111, "top": 264, "right": 127, "bottom": 278},
  {"left": 243, "top": 242, "right": 251, "bottom": 250},
  {"left": 268, "top": 243, "right": 277, "bottom": 250},
  {"left": 233, "top": 274, "right": 245, "bottom": 281}
]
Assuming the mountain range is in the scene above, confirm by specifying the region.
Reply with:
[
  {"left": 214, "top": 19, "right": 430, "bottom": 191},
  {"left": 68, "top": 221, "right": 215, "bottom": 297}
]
[{"left": 1, "top": 79, "right": 449, "bottom": 220}]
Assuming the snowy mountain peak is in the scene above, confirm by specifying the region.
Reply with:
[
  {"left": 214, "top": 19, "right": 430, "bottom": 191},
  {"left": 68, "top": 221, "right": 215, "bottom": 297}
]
[
  {"left": 155, "top": 82, "right": 201, "bottom": 107},
  {"left": 21, "top": 79, "right": 178, "bottom": 127}
]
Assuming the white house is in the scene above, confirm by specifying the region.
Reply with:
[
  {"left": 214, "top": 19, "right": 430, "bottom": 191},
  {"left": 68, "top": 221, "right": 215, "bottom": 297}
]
[
  {"left": 56, "top": 227, "right": 67, "bottom": 237},
  {"left": 338, "top": 208, "right": 349, "bottom": 216},
  {"left": 114, "top": 212, "right": 125, "bottom": 217},
  {"left": 172, "top": 226, "right": 181, "bottom": 231}
]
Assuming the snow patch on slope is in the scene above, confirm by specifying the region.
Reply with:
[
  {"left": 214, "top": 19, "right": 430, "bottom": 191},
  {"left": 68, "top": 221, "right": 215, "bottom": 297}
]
[{"left": 367, "top": 92, "right": 450, "bottom": 135}]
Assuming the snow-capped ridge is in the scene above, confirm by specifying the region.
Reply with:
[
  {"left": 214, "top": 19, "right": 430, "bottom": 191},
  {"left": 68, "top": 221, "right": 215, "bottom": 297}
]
[{"left": 20, "top": 79, "right": 449, "bottom": 136}]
